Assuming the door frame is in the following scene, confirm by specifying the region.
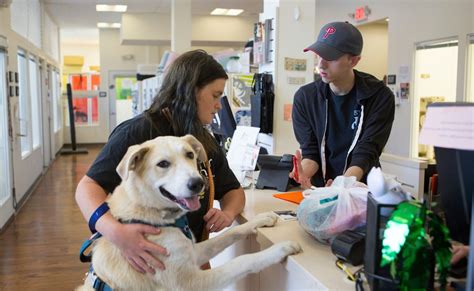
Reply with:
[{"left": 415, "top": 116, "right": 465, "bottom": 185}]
[
  {"left": 0, "top": 48, "right": 14, "bottom": 229},
  {"left": 40, "top": 60, "right": 52, "bottom": 167}
]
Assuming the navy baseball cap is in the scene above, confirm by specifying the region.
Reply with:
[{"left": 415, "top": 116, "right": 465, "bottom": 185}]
[{"left": 304, "top": 21, "right": 363, "bottom": 61}]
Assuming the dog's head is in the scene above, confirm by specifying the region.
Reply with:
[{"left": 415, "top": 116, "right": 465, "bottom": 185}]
[{"left": 116, "top": 135, "right": 207, "bottom": 212}]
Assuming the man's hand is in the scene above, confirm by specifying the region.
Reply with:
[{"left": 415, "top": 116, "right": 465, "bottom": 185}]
[
  {"left": 109, "top": 223, "right": 168, "bottom": 274},
  {"left": 203, "top": 208, "right": 233, "bottom": 233},
  {"left": 289, "top": 150, "right": 313, "bottom": 189}
]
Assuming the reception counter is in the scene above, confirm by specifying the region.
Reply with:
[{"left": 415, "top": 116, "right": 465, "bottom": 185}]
[{"left": 210, "top": 188, "right": 358, "bottom": 291}]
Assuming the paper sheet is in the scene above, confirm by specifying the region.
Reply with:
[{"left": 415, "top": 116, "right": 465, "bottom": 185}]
[{"left": 419, "top": 106, "right": 474, "bottom": 151}]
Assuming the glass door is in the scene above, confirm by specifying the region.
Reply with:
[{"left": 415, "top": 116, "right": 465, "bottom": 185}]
[
  {"left": 0, "top": 50, "right": 13, "bottom": 228},
  {"left": 108, "top": 71, "right": 137, "bottom": 133},
  {"left": 412, "top": 38, "right": 458, "bottom": 161}
]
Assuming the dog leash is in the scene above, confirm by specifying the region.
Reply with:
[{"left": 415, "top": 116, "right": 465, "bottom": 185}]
[{"left": 201, "top": 160, "right": 215, "bottom": 242}]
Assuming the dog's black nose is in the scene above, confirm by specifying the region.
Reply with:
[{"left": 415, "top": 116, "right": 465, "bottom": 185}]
[{"left": 187, "top": 177, "right": 204, "bottom": 193}]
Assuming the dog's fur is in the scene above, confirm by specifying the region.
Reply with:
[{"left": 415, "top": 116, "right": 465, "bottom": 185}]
[{"left": 77, "top": 135, "right": 301, "bottom": 291}]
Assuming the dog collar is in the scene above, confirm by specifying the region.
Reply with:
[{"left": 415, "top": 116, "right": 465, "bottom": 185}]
[{"left": 119, "top": 215, "right": 194, "bottom": 240}]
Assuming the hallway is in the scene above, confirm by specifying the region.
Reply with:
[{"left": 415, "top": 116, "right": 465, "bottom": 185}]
[{"left": 0, "top": 146, "right": 101, "bottom": 290}]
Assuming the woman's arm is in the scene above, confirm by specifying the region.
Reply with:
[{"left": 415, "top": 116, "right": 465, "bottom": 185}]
[
  {"left": 203, "top": 187, "right": 245, "bottom": 233},
  {"left": 75, "top": 175, "right": 168, "bottom": 273}
]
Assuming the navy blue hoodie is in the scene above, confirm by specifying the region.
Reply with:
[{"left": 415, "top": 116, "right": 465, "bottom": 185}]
[{"left": 292, "top": 70, "right": 395, "bottom": 186}]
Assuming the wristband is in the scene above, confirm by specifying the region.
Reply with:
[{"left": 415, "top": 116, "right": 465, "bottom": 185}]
[{"left": 88, "top": 202, "right": 109, "bottom": 234}]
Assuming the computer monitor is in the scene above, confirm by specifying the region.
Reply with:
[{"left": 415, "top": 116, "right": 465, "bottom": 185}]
[
  {"left": 211, "top": 96, "right": 236, "bottom": 149},
  {"left": 435, "top": 146, "right": 474, "bottom": 245},
  {"left": 428, "top": 102, "right": 474, "bottom": 289}
]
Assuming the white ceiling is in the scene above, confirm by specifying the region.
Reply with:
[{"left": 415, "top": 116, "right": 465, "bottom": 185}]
[
  {"left": 45, "top": 0, "right": 262, "bottom": 45},
  {"left": 44, "top": 0, "right": 263, "bottom": 29}
]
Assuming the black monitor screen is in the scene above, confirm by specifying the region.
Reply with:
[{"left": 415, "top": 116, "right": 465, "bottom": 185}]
[
  {"left": 436, "top": 146, "right": 474, "bottom": 244},
  {"left": 211, "top": 96, "right": 236, "bottom": 146}
]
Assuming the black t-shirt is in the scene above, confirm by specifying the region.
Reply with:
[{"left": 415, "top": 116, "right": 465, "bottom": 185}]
[
  {"left": 325, "top": 86, "right": 360, "bottom": 180},
  {"left": 86, "top": 114, "right": 241, "bottom": 241}
]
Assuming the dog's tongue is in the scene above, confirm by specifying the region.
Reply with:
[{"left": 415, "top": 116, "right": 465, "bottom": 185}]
[{"left": 182, "top": 196, "right": 200, "bottom": 211}]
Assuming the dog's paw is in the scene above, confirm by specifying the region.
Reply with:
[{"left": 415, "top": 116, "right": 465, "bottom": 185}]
[
  {"left": 252, "top": 212, "right": 279, "bottom": 228},
  {"left": 276, "top": 241, "right": 302, "bottom": 256}
]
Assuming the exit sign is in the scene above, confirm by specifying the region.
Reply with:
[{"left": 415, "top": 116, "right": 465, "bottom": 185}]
[{"left": 351, "top": 6, "right": 371, "bottom": 22}]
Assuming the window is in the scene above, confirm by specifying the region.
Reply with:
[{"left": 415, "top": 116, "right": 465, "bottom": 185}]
[
  {"left": 414, "top": 39, "right": 458, "bottom": 160},
  {"left": 28, "top": 55, "right": 41, "bottom": 149},
  {"left": 68, "top": 73, "right": 100, "bottom": 126},
  {"left": 17, "top": 49, "right": 31, "bottom": 157},
  {"left": 467, "top": 34, "right": 474, "bottom": 102}
]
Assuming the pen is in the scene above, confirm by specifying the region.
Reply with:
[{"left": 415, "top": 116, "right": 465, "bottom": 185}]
[{"left": 292, "top": 155, "right": 299, "bottom": 181}]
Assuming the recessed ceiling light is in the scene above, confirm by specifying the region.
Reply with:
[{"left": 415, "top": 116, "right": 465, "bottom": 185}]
[
  {"left": 210, "top": 8, "right": 244, "bottom": 16},
  {"left": 226, "top": 9, "right": 244, "bottom": 16},
  {"left": 96, "top": 5, "right": 127, "bottom": 12},
  {"left": 211, "top": 8, "right": 228, "bottom": 15},
  {"left": 97, "top": 22, "right": 121, "bottom": 28}
]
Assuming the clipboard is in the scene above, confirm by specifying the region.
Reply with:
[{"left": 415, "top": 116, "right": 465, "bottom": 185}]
[{"left": 273, "top": 191, "right": 304, "bottom": 205}]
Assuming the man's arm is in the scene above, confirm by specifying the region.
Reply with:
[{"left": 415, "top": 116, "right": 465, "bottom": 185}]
[{"left": 349, "top": 87, "right": 395, "bottom": 176}]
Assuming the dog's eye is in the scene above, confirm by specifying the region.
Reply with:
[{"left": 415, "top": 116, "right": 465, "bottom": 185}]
[
  {"left": 157, "top": 160, "right": 170, "bottom": 168},
  {"left": 186, "top": 151, "right": 194, "bottom": 159}
]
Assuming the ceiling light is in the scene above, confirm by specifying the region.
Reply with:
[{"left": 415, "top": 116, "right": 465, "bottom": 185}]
[
  {"left": 226, "top": 9, "right": 244, "bottom": 16},
  {"left": 97, "top": 22, "right": 121, "bottom": 28},
  {"left": 211, "top": 8, "right": 228, "bottom": 15},
  {"left": 96, "top": 4, "right": 127, "bottom": 12},
  {"left": 210, "top": 8, "right": 244, "bottom": 16}
]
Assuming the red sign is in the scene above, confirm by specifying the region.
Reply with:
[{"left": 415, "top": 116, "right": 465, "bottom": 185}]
[{"left": 354, "top": 7, "right": 367, "bottom": 21}]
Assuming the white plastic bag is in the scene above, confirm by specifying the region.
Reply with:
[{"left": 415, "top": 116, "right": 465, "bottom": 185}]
[{"left": 296, "top": 176, "right": 369, "bottom": 244}]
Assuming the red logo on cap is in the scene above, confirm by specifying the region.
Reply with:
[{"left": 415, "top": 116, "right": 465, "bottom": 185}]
[{"left": 323, "top": 27, "right": 336, "bottom": 39}]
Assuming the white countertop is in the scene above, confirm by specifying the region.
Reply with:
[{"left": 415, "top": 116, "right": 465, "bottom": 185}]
[{"left": 238, "top": 188, "right": 359, "bottom": 290}]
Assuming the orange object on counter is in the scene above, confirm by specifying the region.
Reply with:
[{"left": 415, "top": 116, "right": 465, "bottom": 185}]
[{"left": 273, "top": 191, "right": 304, "bottom": 204}]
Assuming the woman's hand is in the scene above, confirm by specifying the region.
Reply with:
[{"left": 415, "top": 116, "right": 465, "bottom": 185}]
[
  {"left": 203, "top": 208, "right": 233, "bottom": 233},
  {"left": 451, "top": 244, "right": 469, "bottom": 265},
  {"left": 108, "top": 223, "right": 168, "bottom": 274}
]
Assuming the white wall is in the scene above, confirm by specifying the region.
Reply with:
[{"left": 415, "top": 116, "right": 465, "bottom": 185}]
[
  {"left": 0, "top": 4, "right": 61, "bottom": 229},
  {"left": 261, "top": 0, "right": 316, "bottom": 155},
  {"left": 357, "top": 21, "right": 388, "bottom": 80},
  {"left": 316, "top": 0, "right": 474, "bottom": 158},
  {"left": 121, "top": 13, "right": 256, "bottom": 47},
  {"left": 61, "top": 43, "right": 100, "bottom": 72}
]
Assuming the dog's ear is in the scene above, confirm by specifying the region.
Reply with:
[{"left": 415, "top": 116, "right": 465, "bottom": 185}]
[
  {"left": 182, "top": 134, "right": 208, "bottom": 162},
  {"left": 116, "top": 145, "right": 150, "bottom": 180}
]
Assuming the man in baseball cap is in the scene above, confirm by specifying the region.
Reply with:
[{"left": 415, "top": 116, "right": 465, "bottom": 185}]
[
  {"left": 304, "top": 21, "right": 363, "bottom": 61},
  {"left": 289, "top": 21, "right": 395, "bottom": 190}
]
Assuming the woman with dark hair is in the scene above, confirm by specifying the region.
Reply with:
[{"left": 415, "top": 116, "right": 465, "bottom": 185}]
[{"left": 75, "top": 50, "right": 245, "bottom": 274}]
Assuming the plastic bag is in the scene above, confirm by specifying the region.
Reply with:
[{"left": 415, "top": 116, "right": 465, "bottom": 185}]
[{"left": 296, "top": 176, "right": 369, "bottom": 244}]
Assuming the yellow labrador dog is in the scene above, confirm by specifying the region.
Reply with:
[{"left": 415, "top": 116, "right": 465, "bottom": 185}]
[{"left": 77, "top": 135, "right": 301, "bottom": 291}]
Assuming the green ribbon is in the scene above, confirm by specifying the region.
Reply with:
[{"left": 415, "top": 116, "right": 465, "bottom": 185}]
[{"left": 380, "top": 201, "right": 452, "bottom": 290}]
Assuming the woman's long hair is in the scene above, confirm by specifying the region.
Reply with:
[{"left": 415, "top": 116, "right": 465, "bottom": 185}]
[{"left": 145, "top": 50, "right": 228, "bottom": 154}]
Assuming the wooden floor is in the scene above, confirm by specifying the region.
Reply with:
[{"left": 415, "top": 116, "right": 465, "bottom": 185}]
[{"left": 0, "top": 145, "right": 102, "bottom": 290}]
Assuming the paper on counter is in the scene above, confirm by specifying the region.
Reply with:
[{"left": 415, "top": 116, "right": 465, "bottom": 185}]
[{"left": 226, "top": 126, "right": 260, "bottom": 184}]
